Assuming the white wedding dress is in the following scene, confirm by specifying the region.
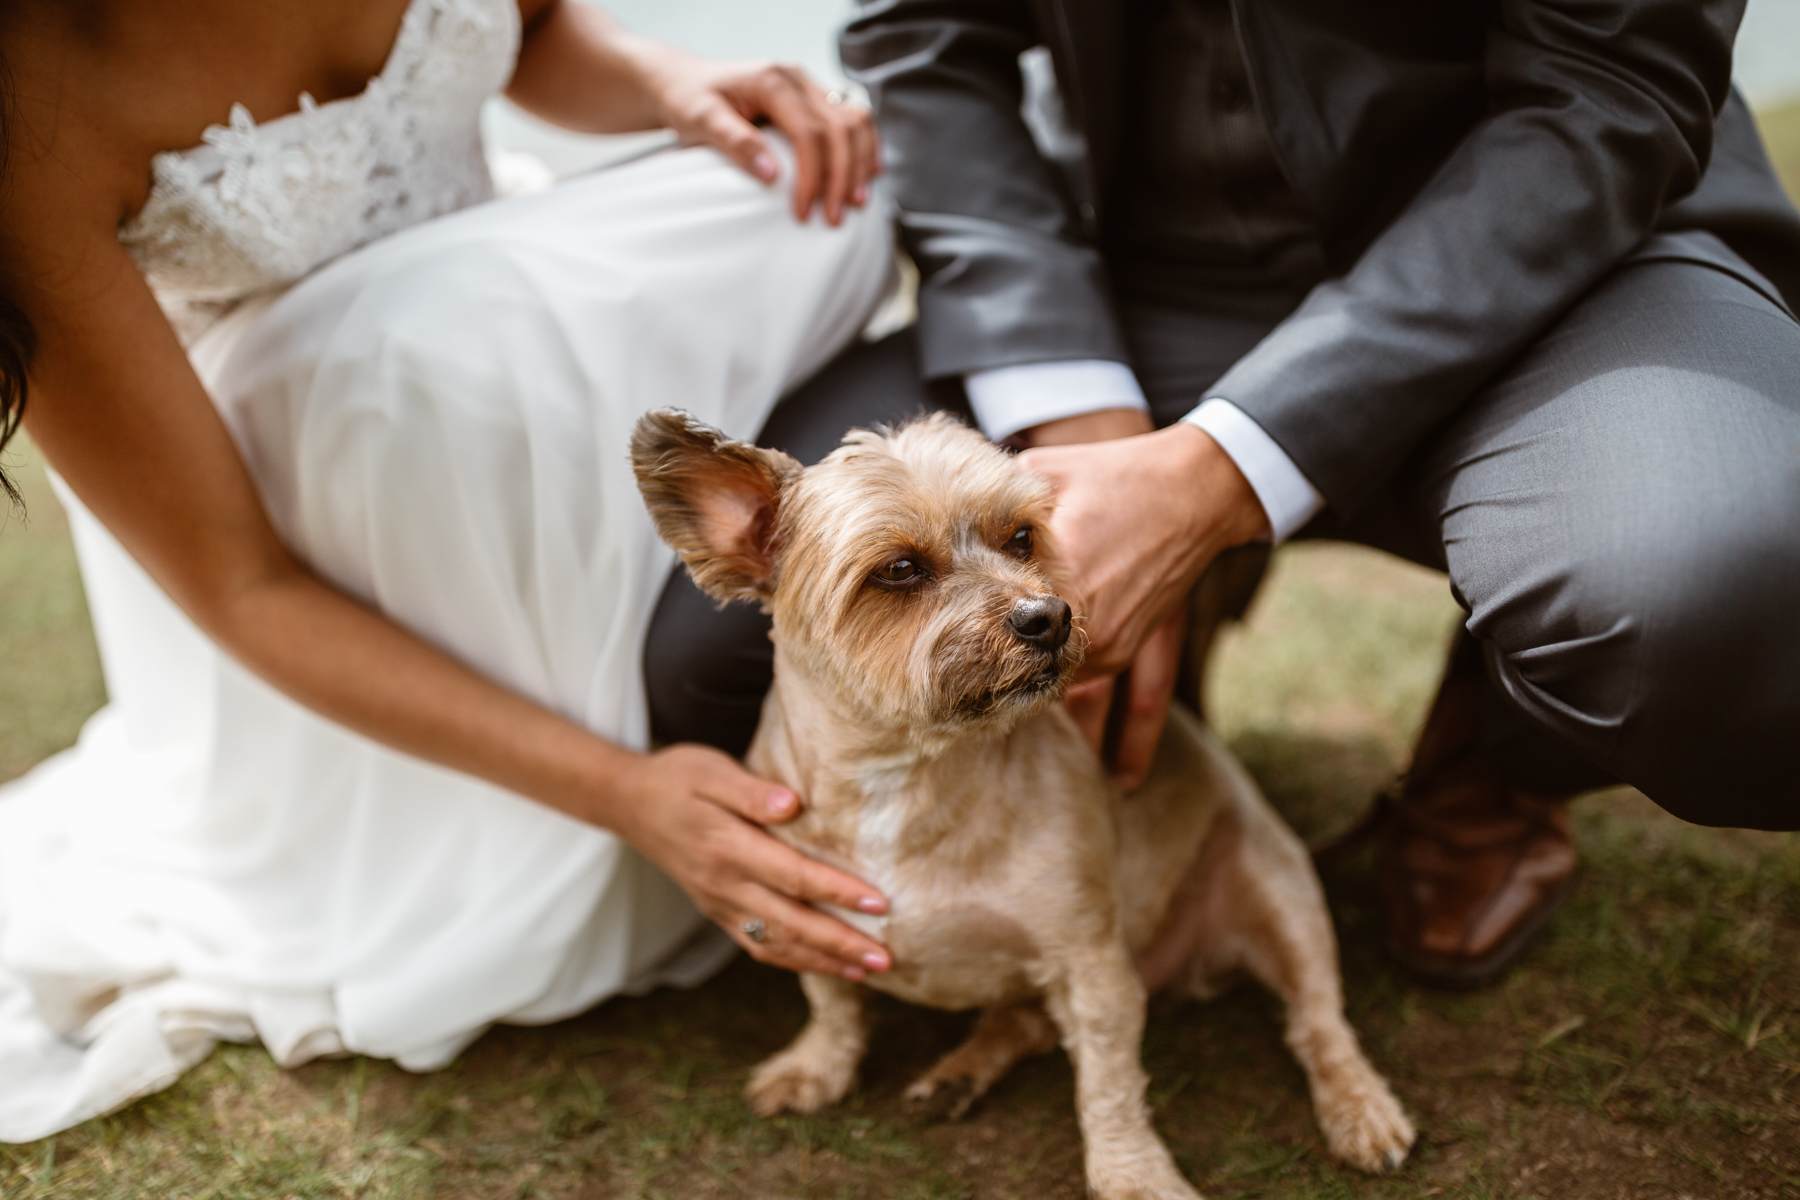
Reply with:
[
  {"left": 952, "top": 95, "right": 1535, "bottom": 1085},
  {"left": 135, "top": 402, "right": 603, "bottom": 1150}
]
[{"left": 0, "top": 0, "right": 893, "bottom": 1142}]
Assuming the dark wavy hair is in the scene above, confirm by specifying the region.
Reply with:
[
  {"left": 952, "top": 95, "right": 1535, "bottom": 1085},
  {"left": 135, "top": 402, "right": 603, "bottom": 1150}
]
[
  {"left": 0, "top": 48, "right": 30, "bottom": 510},
  {"left": 0, "top": 299, "right": 28, "bottom": 510}
]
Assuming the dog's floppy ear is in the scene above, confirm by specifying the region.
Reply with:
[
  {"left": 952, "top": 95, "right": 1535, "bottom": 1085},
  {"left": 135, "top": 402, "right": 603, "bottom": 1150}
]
[{"left": 631, "top": 409, "right": 802, "bottom": 604}]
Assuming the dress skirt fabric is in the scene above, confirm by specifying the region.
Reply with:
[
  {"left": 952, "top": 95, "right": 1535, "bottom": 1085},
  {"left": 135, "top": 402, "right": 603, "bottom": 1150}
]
[{"left": 0, "top": 145, "right": 894, "bottom": 1141}]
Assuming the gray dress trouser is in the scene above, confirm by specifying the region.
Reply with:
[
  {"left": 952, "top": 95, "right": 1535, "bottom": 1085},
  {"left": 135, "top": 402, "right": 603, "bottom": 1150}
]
[{"left": 645, "top": 234, "right": 1800, "bottom": 831}]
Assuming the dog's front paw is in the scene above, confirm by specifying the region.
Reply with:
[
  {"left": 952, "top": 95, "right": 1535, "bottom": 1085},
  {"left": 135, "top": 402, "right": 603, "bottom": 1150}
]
[
  {"left": 1088, "top": 1149, "right": 1204, "bottom": 1200},
  {"left": 1092, "top": 1184, "right": 1204, "bottom": 1200},
  {"left": 1088, "top": 1167, "right": 1204, "bottom": 1200},
  {"left": 1316, "top": 1073, "right": 1416, "bottom": 1173},
  {"left": 745, "top": 1050, "right": 856, "bottom": 1117}
]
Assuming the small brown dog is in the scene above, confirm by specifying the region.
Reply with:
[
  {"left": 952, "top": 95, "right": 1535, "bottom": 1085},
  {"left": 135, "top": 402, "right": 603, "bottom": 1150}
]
[{"left": 632, "top": 410, "right": 1413, "bottom": 1199}]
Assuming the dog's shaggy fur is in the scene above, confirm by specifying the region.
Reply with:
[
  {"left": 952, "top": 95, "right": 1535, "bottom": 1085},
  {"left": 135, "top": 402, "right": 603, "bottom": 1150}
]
[{"left": 633, "top": 410, "right": 1414, "bottom": 1199}]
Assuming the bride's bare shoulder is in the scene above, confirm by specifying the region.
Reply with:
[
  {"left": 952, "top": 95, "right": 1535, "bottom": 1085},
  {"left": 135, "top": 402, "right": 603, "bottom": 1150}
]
[
  {"left": 1, "top": 0, "right": 420, "bottom": 218},
  {"left": 0, "top": 3, "right": 153, "bottom": 224}
]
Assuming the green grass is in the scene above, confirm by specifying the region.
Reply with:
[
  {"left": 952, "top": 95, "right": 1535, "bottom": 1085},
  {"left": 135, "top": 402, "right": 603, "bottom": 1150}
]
[
  {"left": 0, "top": 449, "right": 106, "bottom": 782},
  {"left": 4, "top": 468, "right": 1798, "bottom": 1200},
  {"left": 2, "top": 102, "right": 1798, "bottom": 1200},
  {"left": 1766, "top": 100, "right": 1800, "bottom": 201}
]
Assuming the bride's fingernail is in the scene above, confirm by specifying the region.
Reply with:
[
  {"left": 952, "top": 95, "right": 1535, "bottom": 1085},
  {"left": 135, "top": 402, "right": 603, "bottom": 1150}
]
[
  {"left": 862, "top": 951, "right": 891, "bottom": 972},
  {"left": 852, "top": 184, "right": 869, "bottom": 205},
  {"left": 754, "top": 152, "right": 779, "bottom": 182},
  {"left": 856, "top": 895, "right": 887, "bottom": 915},
  {"left": 765, "top": 790, "right": 797, "bottom": 819}
]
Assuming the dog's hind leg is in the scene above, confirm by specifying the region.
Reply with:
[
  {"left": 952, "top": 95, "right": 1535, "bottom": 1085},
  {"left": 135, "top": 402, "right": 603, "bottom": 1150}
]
[
  {"left": 746, "top": 974, "right": 869, "bottom": 1116},
  {"left": 904, "top": 1003, "right": 1059, "bottom": 1120},
  {"left": 1183, "top": 815, "right": 1415, "bottom": 1173}
]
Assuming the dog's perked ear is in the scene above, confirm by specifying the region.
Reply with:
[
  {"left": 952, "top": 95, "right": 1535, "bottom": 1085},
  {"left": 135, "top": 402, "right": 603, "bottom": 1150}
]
[{"left": 630, "top": 409, "right": 802, "bottom": 605}]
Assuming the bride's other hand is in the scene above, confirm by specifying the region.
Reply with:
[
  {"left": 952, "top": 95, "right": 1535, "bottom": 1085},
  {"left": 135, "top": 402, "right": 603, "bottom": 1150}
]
[
  {"left": 613, "top": 745, "right": 893, "bottom": 980},
  {"left": 510, "top": 3, "right": 878, "bottom": 225},
  {"left": 653, "top": 60, "right": 880, "bottom": 226}
]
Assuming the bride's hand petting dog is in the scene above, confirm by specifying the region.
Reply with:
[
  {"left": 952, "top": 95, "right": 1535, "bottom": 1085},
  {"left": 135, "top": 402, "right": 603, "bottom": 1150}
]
[{"left": 632, "top": 410, "right": 1414, "bottom": 1200}]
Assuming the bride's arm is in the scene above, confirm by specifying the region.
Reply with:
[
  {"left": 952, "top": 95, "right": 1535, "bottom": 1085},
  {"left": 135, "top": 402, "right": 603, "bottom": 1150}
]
[
  {"left": 1, "top": 167, "right": 890, "bottom": 982},
  {"left": 508, "top": 0, "right": 668, "bottom": 133},
  {"left": 506, "top": 0, "right": 879, "bottom": 225}
]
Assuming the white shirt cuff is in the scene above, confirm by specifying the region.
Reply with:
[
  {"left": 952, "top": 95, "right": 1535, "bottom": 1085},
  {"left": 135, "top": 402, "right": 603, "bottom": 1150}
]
[
  {"left": 1184, "top": 399, "right": 1324, "bottom": 543},
  {"left": 963, "top": 360, "right": 1150, "bottom": 442}
]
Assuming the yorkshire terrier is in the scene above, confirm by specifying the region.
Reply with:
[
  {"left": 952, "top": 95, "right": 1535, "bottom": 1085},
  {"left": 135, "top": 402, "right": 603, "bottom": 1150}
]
[{"left": 632, "top": 410, "right": 1413, "bottom": 1200}]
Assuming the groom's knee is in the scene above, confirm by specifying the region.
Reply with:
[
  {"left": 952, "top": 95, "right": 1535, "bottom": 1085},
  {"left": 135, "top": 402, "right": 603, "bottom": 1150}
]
[
  {"left": 643, "top": 568, "right": 774, "bottom": 758},
  {"left": 1469, "top": 466, "right": 1800, "bottom": 829}
]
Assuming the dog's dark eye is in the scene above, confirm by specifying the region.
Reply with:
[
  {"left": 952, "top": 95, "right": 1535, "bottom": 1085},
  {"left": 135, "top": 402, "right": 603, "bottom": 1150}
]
[
  {"left": 873, "top": 557, "right": 925, "bottom": 588},
  {"left": 1005, "top": 526, "right": 1034, "bottom": 559}
]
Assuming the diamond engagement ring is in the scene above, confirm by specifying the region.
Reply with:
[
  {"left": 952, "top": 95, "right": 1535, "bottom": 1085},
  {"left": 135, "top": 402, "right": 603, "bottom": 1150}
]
[
  {"left": 741, "top": 917, "right": 768, "bottom": 944},
  {"left": 825, "top": 89, "right": 848, "bottom": 106}
]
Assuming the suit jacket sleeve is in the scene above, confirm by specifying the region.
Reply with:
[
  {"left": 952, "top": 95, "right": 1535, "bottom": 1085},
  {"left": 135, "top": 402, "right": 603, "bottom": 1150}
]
[
  {"left": 841, "top": 0, "right": 1132, "bottom": 379},
  {"left": 1210, "top": 0, "right": 1745, "bottom": 514}
]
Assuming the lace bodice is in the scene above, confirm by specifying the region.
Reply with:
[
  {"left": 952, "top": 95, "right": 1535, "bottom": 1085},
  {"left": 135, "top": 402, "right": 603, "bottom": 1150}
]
[{"left": 119, "top": 0, "right": 520, "bottom": 343}]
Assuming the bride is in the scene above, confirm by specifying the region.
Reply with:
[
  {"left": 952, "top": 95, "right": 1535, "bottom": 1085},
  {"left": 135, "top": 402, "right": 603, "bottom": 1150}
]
[{"left": 0, "top": 0, "right": 899, "bottom": 1140}]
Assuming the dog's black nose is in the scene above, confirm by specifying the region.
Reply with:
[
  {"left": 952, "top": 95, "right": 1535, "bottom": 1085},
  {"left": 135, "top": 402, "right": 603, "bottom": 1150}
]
[{"left": 1008, "top": 596, "right": 1072, "bottom": 650}]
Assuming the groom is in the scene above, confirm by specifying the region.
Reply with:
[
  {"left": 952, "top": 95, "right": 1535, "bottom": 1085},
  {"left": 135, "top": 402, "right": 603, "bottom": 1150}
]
[
  {"left": 822, "top": 0, "right": 1800, "bottom": 985},
  {"left": 648, "top": 0, "right": 1800, "bottom": 987}
]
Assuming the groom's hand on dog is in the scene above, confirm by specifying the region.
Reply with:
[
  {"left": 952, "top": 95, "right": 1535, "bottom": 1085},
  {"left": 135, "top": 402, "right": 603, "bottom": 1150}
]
[
  {"left": 613, "top": 745, "right": 892, "bottom": 981},
  {"left": 1020, "top": 413, "right": 1267, "bottom": 790},
  {"left": 1015, "top": 409, "right": 1180, "bottom": 790},
  {"left": 1064, "top": 615, "right": 1183, "bottom": 792}
]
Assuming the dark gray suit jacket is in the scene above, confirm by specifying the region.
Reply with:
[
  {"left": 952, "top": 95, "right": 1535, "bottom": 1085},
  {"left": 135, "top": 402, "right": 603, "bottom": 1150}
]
[{"left": 842, "top": 0, "right": 1800, "bottom": 513}]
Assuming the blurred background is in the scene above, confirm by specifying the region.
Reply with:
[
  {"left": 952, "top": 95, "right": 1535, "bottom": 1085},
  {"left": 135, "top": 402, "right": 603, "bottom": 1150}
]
[{"left": 3, "top": 4, "right": 1798, "bottom": 1199}]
